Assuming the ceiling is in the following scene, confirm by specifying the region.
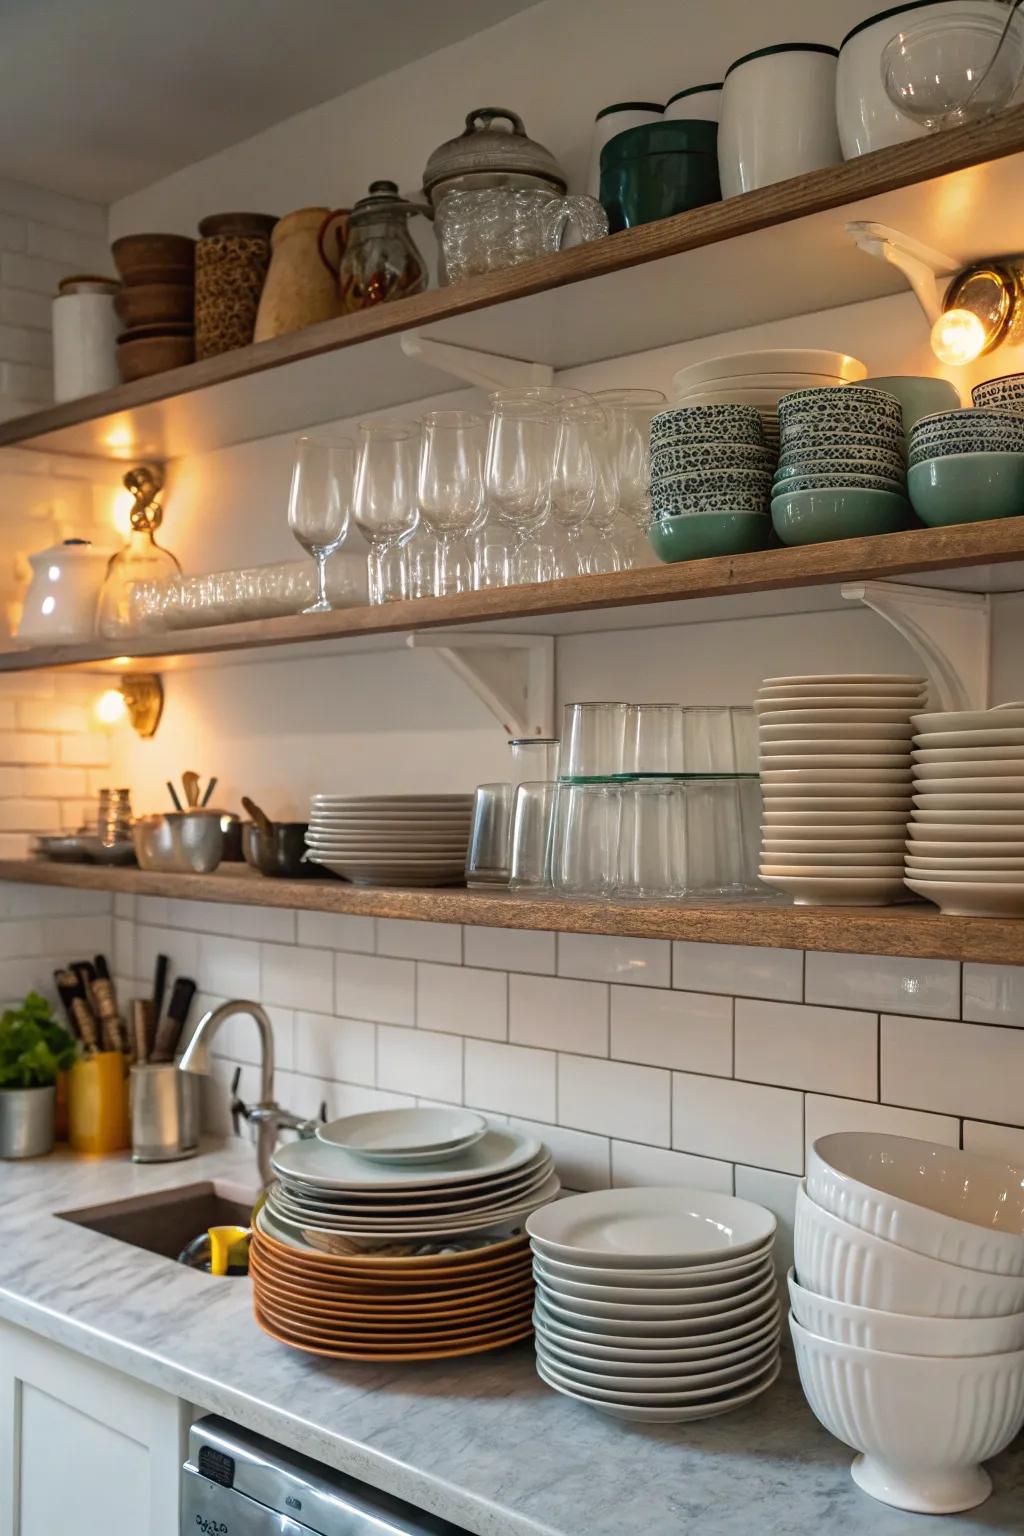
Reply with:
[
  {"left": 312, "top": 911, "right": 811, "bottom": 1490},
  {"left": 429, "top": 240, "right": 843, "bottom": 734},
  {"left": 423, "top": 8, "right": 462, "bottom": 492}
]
[{"left": 0, "top": 0, "right": 539, "bottom": 205}]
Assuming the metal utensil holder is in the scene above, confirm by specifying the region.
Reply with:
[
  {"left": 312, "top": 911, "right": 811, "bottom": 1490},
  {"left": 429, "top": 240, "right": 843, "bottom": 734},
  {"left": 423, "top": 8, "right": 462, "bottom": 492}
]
[{"left": 131, "top": 1063, "right": 199, "bottom": 1162}]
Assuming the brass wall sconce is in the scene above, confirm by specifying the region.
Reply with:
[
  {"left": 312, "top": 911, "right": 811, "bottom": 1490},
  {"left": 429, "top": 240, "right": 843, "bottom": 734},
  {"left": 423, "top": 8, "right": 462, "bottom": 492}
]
[{"left": 96, "top": 673, "right": 164, "bottom": 738}]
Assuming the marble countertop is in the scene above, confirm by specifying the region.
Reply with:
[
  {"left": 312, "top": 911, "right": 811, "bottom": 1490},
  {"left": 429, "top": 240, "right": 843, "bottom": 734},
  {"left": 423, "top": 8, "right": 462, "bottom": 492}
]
[{"left": 2, "top": 1142, "right": 1023, "bottom": 1536}]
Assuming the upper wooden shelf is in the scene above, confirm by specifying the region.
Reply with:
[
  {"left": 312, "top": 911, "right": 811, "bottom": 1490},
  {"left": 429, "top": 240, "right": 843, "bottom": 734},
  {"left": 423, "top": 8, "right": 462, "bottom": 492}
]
[
  {"left": 5, "top": 110, "right": 1024, "bottom": 462},
  {"left": 0, "top": 859, "right": 1019, "bottom": 964},
  {"left": 3, "top": 516, "right": 1024, "bottom": 673}
]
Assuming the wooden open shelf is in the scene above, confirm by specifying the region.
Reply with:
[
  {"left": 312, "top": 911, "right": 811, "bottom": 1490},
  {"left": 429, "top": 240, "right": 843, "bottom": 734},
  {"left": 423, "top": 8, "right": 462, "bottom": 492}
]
[
  {"left": 5, "top": 110, "right": 1024, "bottom": 461},
  {"left": 3, "top": 516, "right": 1024, "bottom": 674},
  {"left": 1, "top": 859, "right": 1020, "bottom": 964}
]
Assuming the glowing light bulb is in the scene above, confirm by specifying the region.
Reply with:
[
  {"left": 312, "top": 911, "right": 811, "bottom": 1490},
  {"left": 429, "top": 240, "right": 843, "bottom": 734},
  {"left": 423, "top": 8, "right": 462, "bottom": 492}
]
[
  {"left": 110, "top": 488, "right": 137, "bottom": 537},
  {"left": 930, "top": 308, "right": 988, "bottom": 366},
  {"left": 95, "top": 688, "right": 127, "bottom": 725}
]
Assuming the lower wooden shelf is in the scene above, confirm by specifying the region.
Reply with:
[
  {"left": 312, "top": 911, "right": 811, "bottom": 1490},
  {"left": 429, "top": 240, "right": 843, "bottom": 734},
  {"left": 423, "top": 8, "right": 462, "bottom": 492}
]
[{"left": 0, "top": 859, "right": 1020, "bottom": 965}]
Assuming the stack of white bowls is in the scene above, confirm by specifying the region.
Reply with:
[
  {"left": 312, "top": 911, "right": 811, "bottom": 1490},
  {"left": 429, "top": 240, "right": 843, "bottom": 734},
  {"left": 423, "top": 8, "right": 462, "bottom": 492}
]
[
  {"left": 791, "top": 1132, "right": 1024, "bottom": 1514},
  {"left": 905, "top": 705, "right": 1024, "bottom": 917},
  {"left": 525, "top": 1187, "right": 780, "bottom": 1423},
  {"left": 756, "top": 672, "right": 928, "bottom": 906},
  {"left": 671, "top": 348, "right": 867, "bottom": 453}
]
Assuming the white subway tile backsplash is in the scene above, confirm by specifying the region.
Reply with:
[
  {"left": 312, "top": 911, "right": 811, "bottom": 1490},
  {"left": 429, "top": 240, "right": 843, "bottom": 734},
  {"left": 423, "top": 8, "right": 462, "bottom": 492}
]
[
  {"left": 377, "top": 1024, "right": 462, "bottom": 1101},
  {"left": 0, "top": 732, "right": 54, "bottom": 764},
  {"left": 805, "top": 951, "right": 960, "bottom": 1019},
  {"left": 293, "top": 1011, "right": 375, "bottom": 1087},
  {"left": 510, "top": 973, "right": 607, "bottom": 1056},
  {"left": 673, "top": 1073, "right": 803, "bottom": 1175},
  {"left": 0, "top": 918, "right": 42, "bottom": 959},
  {"left": 559, "top": 1053, "right": 670, "bottom": 1145},
  {"left": 335, "top": 953, "right": 414, "bottom": 1025},
  {"left": 113, "top": 917, "right": 134, "bottom": 979},
  {"left": 199, "top": 934, "right": 261, "bottom": 998},
  {"left": 296, "top": 910, "right": 375, "bottom": 953},
  {"left": 673, "top": 941, "right": 802, "bottom": 1001},
  {"left": 465, "top": 1039, "right": 556, "bottom": 1120},
  {"left": 963, "top": 1121, "right": 1024, "bottom": 1163},
  {"left": 42, "top": 912, "right": 111, "bottom": 957},
  {"left": 135, "top": 924, "right": 198, "bottom": 985},
  {"left": 804, "top": 1093, "right": 959, "bottom": 1156},
  {"left": 0, "top": 798, "right": 54, "bottom": 830},
  {"left": 416, "top": 961, "right": 506, "bottom": 1039},
  {"left": 611, "top": 985, "right": 732, "bottom": 1076},
  {"left": 15, "top": 699, "right": 88, "bottom": 733},
  {"left": 558, "top": 933, "right": 671, "bottom": 988},
  {"left": 882, "top": 1014, "right": 1024, "bottom": 1126},
  {"left": 962, "top": 964, "right": 1024, "bottom": 1027},
  {"left": 734, "top": 1165, "right": 800, "bottom": 1278},
  {"left": 463, "top": 926, "right": 555, "bottom": 975},
  {"left": 735, "top": 998, "right": 877, "bottom": 1099},
  {"left": 260, "top": 942, "right": 333, "bottom": 1013},
  {"left": 377, "top": 918, "right": 461, "bottom": 963},
  {"left": 611, "top": 1141, "right": 733, "bottom": 1193},
  {"left": 509, "top": 1117, "right": 610, "bottom": 1191},
  {"left": 57, "top": 733, "right": 109, "bottom": 766},
  {"left": 228, "top": 904, "right": 295, "bottom": 944}
]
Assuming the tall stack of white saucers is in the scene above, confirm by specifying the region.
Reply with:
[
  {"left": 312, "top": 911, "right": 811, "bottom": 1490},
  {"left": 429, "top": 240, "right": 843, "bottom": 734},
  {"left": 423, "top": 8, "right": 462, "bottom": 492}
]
[
  {"left": 525, "top": 1187, "right": 780, "bottom": 1423},
  {"left": 904, "top": 704, "right": 1024, "bottom": 917},
  {"left": 791, "top": 1132, "right": 1024, "bottom": 1515},
  {"left": 756, "top": 672, "right": 928, "bottom": 906}
]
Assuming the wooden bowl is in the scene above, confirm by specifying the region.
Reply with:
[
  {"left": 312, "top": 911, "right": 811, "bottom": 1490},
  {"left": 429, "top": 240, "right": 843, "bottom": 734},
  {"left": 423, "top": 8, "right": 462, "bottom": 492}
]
[
  {"left": 115, "top": 282, "right": 194, "bottom": 328},
  {"left": 111, "top": 232, "right": 195, "bottom": 287},
  {"left": 117, "top": 332, "right": 195, "bottom": 383}
]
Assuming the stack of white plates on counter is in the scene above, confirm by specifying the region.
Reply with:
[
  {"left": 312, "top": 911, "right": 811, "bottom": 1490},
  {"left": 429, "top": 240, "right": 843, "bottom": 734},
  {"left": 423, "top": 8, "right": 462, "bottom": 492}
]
[
  {"left": 905, "top": 705, "right": 1024, "bottom": 916},
  {"left": 525, "top": 1187, "right": 780, "bottom": 1423},
  {"left": 304, "top": 793, "right": 474, "bottom": 886},
  {"left": 671, "top": 348, "right": 867, "bottom": 453},
  {"left": 756, "top": 672, "right": 927, "bottom": 906}
]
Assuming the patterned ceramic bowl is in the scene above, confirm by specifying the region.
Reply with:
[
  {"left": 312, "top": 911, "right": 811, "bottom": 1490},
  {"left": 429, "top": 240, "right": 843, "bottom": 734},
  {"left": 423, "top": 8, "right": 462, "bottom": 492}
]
[
  {"left": 651, "top": 440, "right": 777, "bottom": 479},
  {"left": 909, "top": 430, "right": 1024, "bottom": 467},
  {"left": 971, "top": 376, "right": 1024, "bottom": 414},
  {"left": 912, "top": 407, "right": 1024, "bottom": 437},
  {"left": 771, "top": 487, "right": 912, "bottom": 546},
  {"left": 779, "top": 385, "right": 902, "bottom": 422},
  {"left": 654, "top": 466, "right": 774, "bottom": 494},
  {"left": 779, "top": 442, "right": 906, "bottom": 475},
  {"left": 650, "top": 403, "right": 765, "bottom": 447},
  {"left": 648, "top": 511, "right": 771, "bottom": 562},
  {"left": 780, "top": 405, "right": 906, "bottom": 442},
  {"left": 652, "top": 486, "right": 771, "bottom": 516},
  {"left": 773, "top": 471, "right": 906, "bottom": 495}
]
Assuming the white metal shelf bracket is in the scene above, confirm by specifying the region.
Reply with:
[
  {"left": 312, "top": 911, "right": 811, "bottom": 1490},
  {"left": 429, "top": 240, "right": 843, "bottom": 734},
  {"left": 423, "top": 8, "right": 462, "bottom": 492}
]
[
  {"left": 400, "top": 333, "right": 553, "bottom": 390},
  {"left": 846, "top": 221, "right": 959, "bottom": 324},
  {"left": 841, "top": 580, "right": 990, "bottom": 709},
  {"left": 406, "top": 631, "right": 554, "bottom": 737}
]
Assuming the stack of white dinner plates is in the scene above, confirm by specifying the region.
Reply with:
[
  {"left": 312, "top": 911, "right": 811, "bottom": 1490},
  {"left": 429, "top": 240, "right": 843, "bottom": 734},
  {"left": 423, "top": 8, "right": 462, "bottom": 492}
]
[
  {"left": 905, "top": 705, "right": 1024, "bottom": 916},
  {"left": 525, "top": 1187, "right": 780, "bottom": 1423},
  {"left": 756, "top": 672, "right": 927, "bottom": 905},
  {"left": 304, "top": 793, "right": 474, "bottom": 885},
  {"left": 672, "top": 348, "right": 867, "bottom": 452}
]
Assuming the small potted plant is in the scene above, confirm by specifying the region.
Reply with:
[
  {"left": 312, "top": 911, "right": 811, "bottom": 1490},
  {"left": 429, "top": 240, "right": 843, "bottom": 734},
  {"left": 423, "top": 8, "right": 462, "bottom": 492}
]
[{"left": 0, "top": 992, "right": 77, "bottom": 1158}]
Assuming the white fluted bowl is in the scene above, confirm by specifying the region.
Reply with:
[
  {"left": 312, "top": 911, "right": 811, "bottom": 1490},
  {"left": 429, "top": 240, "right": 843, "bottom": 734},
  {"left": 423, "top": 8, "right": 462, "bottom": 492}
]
[
  {"left": 808, "top": 1132, "right": 1024, "bottom": 1276},
  {"left": 790, "top": 1314, "right": 1024, "bottom": 1512},
  {"left": 787, "top": 1268, "right": 1024, "bottom": 1356},
  {"left": 794, "top": 1185, "right": 1024, "bottom": 1317}
]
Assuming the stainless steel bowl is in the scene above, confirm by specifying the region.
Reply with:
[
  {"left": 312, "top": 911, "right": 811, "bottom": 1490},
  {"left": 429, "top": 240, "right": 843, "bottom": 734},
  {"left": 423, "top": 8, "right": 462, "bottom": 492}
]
[{"left": 132, "top": 812, "right": 223, "bottom": 873}]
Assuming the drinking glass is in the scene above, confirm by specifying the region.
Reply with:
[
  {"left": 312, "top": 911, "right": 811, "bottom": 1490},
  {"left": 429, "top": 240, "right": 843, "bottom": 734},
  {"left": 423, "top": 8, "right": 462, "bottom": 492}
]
[
  {"left": 354, "top": 421, "right": 420, "bottom": 604},
  {"left": 402, "top": 518, "right": 438, "bottom": 599},
  {"left": 465, "top": 783, "right": 513, "bottom": 886},
  {"left": 484, "top": 397, "right": 557, "bottom": 585},
  {"left": 683, "top": 779, "right": 745, "bottom": 896},
  {"left": 614, "top": 781, "right": 685, "bottom": 898},
  {"left": 682, "top": 706, "right": 758, "bottom": 771},
  {"left": 561, "top": 701, "right": 628, "bottom": 778},
  {"left": 624, "top": 704, "right": 685, "bottom": 774},
  {"left": 593, "top": 387, "right": 666, "bottom": 567},
  {"left": 509, "top": 737, "right": 560, "bottom": 787},
  {"left": 550, "top": 401, "right": 611, "bottom": 576},
  {"left": 549, "top": 781, "right": 620, "bottom": 896},
  {"left": 509, "top": 780, "right": 556, "bottom": 889},
  {"left": 286, "top": 434, "right": 356, "bottom": 613},
  {"left": 418, "top": 410, "right": 486, "bottom": 595}
]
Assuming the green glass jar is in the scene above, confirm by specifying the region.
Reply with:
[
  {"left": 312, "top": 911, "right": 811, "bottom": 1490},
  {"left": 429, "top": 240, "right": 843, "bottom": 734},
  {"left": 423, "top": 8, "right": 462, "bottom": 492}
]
[{"left": 599, "top": 120, "right": 720, "bottom": 231}]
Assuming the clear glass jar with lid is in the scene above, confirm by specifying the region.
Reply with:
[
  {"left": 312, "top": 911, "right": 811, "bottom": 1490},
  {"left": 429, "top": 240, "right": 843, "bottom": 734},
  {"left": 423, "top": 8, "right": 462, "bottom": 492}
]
[{"left": 336, "top": 181, "right": 429, "bottom": 313}]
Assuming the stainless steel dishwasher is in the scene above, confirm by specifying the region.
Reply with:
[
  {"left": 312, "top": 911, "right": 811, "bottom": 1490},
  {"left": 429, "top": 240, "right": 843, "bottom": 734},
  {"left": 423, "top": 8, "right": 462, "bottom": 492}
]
[{"left": 181, "top": 1415, "right": 473, "bottom": 1535}]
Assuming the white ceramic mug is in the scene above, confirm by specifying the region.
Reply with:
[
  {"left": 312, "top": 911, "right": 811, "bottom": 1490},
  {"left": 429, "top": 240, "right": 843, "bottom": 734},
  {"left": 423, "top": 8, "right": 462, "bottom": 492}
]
[
  {"left": 718, "top": 44, "right": 842, "bottom": 198},
  {"left": 664, "top": 82, "right": 723, "bottom": 121},
  {"left": 586, "top": 101, "right": 663, "bottom": 196}
]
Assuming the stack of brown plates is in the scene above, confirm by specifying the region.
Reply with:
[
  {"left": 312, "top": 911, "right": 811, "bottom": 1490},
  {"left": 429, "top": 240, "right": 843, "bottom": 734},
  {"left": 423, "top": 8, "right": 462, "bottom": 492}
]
[{"left": 251, "top": 1218, "right": 535, "bottom": 1361}]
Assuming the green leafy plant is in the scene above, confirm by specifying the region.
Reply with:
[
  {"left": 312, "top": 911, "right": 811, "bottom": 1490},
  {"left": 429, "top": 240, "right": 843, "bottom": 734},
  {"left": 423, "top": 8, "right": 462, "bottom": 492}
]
[{"left": 0, "top": 992, "right": 77, "bottom": 1089}]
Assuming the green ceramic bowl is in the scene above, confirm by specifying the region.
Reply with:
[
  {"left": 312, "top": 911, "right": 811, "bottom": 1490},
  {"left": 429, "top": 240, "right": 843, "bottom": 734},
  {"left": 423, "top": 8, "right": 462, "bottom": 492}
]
[
  {"left": 648, "top": 512, "right": 771, "bottom": 562},
  {"left": 861, "top": 376, "right": 961, "bottom": 433},
  {"left": 771, "top": 487, "right": 912, "bottom": 546},
  {"left": 907, "top": 452, "right": 1024, "bottom": 527}
]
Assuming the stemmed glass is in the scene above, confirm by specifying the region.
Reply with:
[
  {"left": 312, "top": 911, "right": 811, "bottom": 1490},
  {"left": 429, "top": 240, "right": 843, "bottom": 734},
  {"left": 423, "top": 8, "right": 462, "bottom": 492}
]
[
  {"left": 353, "top": 421, "right": 420, "bottom": 604},
  {"left": 593, "top": 388, "right": 666, "bottom": 569},
  {"left": 550, "top": 400, "right": 611, "bottom": 576},
  {"left": 484, "top": 396, "right": 557, "bottom": 585},
  {"left": 286, "top": 434, "right": 356, "bottom": 614},
  {"left": 418, "top": 410, "right": 486, "bottom": 595}
]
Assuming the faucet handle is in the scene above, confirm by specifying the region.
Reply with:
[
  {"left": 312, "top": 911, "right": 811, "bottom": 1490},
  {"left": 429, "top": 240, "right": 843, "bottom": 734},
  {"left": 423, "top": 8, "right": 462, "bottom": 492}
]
[{"left": 229, "top": 1066, "right": 252, "bottom": 1137}]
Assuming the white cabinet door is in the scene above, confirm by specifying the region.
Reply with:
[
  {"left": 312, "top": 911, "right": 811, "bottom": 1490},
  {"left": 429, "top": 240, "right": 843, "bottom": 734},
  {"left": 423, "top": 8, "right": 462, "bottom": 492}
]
[{"left": 0, "top": 1321, "right": 188, "bottom": 1536}]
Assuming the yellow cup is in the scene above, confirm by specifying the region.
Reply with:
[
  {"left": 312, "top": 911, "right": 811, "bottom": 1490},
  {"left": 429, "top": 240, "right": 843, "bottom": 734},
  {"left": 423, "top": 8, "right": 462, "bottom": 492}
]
[{"left": 69, "top": 1051, "right": 130, "bottom": 1154}]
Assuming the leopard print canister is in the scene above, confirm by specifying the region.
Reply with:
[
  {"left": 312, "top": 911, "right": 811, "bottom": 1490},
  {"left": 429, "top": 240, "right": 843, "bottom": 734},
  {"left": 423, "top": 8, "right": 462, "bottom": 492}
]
[{"left": 195, "top": 233, "right": 272, "bottom": 358}]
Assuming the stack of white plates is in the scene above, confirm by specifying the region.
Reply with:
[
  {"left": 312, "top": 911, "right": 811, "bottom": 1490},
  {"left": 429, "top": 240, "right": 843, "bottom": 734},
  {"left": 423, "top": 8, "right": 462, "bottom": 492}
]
[
  {"left": 267, "top": 1117, "right": 559, "bottom": 1254},
  {"left": 905, "top": 705, "right": 1024, "bottom": 916},
  {"left": 525, "top": 1187, "right": 780, "bottom": 1423},
  {"left": 756, "top": 672, "right": 927, "bottom": 906},
  {"left": 305, "top": 793, "right": 473, "bottom": 886},
  {"left": 672, "top": 348, "right": 867, "bottom": 452}
]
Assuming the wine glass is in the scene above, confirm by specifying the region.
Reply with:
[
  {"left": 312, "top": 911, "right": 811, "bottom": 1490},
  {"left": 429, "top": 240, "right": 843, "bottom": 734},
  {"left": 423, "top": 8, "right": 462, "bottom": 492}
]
[
  {"left": 353, "top": 421, "right": 420, "bottom": 604},
  {"left": 418, "top": 410, "right": 486, "bottom": 595},
  {"left": 882, "top": 4, "right": 1024, "bottom": 130},
  {"left": 593, "top": 387, "right": 666, "bottom": 569},
  {"left": 484, "top": 396, "right": 557, "bottom": 585},
  {"left": 286, "top": 434, "right": 356, "bottom": 614},
  {"left": 550, "top": 400, "right": 609, "bottom": 576}
]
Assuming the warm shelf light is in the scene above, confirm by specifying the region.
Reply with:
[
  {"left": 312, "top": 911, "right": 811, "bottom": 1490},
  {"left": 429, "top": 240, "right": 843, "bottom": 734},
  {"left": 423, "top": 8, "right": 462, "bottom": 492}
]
[
  {"left": 930, "top": 307, "right": 989, "bottom": 365},
  {"left": 93, "top": 674, "right": 163, "bottom": 737},
  {"left": 95, "top": 688, "right": 127, "bottom": 725},
  {"left": 930, "top": 258, "right": 1024, "bottom": 366}
]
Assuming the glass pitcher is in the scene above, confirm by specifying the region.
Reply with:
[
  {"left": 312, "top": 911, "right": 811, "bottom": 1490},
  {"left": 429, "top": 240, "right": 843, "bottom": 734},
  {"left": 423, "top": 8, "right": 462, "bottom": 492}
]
[
  {"left": 436, "top": 187, "right": 608, "bottom": 284},
  {"left": 327, "top": 181, "right": 429, "bottom": 313}
]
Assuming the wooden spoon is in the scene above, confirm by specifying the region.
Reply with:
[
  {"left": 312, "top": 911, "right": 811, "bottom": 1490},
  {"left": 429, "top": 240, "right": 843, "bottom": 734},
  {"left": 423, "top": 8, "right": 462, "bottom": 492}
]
[
  {"left": 242, "top": 796, "right": 275, "bottom": 839},
  {"left": 182, "top": 770, "right": 201, "bottom": 808}
]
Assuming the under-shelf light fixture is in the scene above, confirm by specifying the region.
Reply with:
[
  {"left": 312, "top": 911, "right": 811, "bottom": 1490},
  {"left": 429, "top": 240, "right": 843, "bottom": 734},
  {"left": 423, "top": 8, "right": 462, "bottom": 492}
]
[
  {"left": 931, "top": 257, "right": 1024, "bottom": 365},
  {"left": 94, "top": 673, "right": 164, "bottom": 738}
]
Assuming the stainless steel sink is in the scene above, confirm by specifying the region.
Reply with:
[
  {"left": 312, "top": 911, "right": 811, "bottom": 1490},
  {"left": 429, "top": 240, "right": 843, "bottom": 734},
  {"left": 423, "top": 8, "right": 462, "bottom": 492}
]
[{"left": 58, "top": 1180, "right": 255, "bottom": 1263}]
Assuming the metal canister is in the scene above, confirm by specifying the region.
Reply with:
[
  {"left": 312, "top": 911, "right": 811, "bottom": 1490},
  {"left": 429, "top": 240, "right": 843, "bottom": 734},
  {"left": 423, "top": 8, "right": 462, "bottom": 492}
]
[
  {"left": 131, "top": 1063, "right": 199, "bottom": 1162},
  {"left": 0, "top": 1085, "right": 55, "bottom": 1158}
]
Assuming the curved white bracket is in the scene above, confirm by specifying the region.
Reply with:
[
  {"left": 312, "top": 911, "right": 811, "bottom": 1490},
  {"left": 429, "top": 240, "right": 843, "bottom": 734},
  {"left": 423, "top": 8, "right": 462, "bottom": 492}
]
[
  {"left": 406, "top": 631, "right": 554, "bottom": 737},
  {"left": 401, "top": 333, "right": 553, "bottom": 391},
  {"left": 841, "top": 580, "right": 990, "bottom": 710},
  {"left": 846, "top": 221, "right": 959, "bottom": 325}
]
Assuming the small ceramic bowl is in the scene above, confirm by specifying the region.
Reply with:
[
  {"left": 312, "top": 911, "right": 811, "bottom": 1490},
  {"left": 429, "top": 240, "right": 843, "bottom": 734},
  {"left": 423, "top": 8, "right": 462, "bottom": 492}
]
[
  {"left": 779, "top": 404, "right": 906, "bottom": 442},
  {"left": 971, "top": 375, "right": 1024, "bottom": 413},
  {"left": 773, "top": 469, "right": 906, "bottom": 495},
  {"left": 861, "top": 376, "right": 961, "bottom": 431},
  {"left": 779, "top": 384, "right": 903, "bottom": 420},
  {"left": 780, "top": 426, "right": 905, "bottom": 457},
  {"left": 655, "top": 466, "right": 774, "bottom": 494},
  {"left": 779, "top": 442, "right": 905, "bottom": 475},
  {"left": 771, "top": 487, "right": 912, "bottom": 546},
  {"left": 913, "top": 406, "right": 1024, "bottom": 436},
  {"left": 648, "top": 511, "right": 771, "bottom": 561},
  {"left": 650, "top": 440, "right": 776, "bottom": 479},
  {"left": 908, "top": 427, "right": 1024, "bottom": 466},
  {"left": 907, "top": 453, "right": 1024, "bottom": 527},
  {"left": 653, "top": 487, "right": 770, "bottom": 516},
  {"left": 651, "top": 403, "right": 764, "bottom": 447}
]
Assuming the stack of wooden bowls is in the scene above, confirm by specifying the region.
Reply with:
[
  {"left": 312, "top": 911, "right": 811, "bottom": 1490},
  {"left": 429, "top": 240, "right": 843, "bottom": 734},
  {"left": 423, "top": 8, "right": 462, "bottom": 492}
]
[{"left": 111, "top": 233, "right": 196, "bottom": 381}]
